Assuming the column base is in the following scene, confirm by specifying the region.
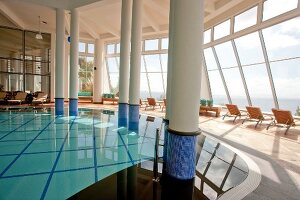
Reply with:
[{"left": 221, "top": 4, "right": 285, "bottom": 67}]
[
  {"left": 128, "top": 104, "right": 139, "bottom": 131},
  {"left": 69, "top": 98, "right": 78, "bottom": 116},
  {"left": 166, "top": 129, "right": 198, "bottom": 180},
  {"left": 118, "top": 103, "right": 128, "bottom": 127},
  {"left": 55, "top": 98, "right": 64, "bottom": 115}
]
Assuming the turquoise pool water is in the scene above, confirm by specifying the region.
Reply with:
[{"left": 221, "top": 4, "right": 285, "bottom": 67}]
[
  {"left": 0, "top": 108, "right": 249, "bottom": 200},
  {"left": 0, "top": 108, "right": 163, "bottom": 200}
]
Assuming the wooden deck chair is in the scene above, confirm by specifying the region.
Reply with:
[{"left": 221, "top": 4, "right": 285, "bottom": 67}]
[
  {"left": 223, "top": 104, "right": 245, "bottom": 123},
  {"left": 0, "top": 91, "right": 7, "bottom": 103},
  {"left": 242, "top": 106, "right": 273, "bottom": 128},
  {"left": 267, "top": 108, "right": 299, "bottom": 135},
  {"left": 32, "top": 92, "right": 48, "bottom": 105},
  {"left": 145, "top": 98, "right": 160, "bottom": 110},
  {"left": 7, "top": 92, "right": 27, "bottom": 104}
]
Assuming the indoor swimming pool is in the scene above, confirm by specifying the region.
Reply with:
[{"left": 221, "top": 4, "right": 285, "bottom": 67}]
[{"left": 0, "top": 108, "right": 249, "bottom": 199}]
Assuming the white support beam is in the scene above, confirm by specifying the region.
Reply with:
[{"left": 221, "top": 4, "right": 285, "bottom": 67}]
[
  {"left": 205, "top": 0, "right": 216, "bottom": 13},
  {"left": 0, "top": 1, "right": 26, "bottom": 29},
  {"left": 65, "top": 12, "right": 71, "bottom": 35},
  {"left": 81, "top": 16, "right": 120, "bottom": 38},
  {"left": 144, "top": 0, "right": 168, "bottom": 19},
  {"left": 80, "top": 18, "right": 100, "bottom": 39},
  {"left": 143, "top": 5, "right": 160, "bottom": 31}
]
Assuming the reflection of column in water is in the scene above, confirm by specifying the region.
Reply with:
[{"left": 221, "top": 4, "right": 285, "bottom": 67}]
[
  {"left": 127, "top": 132, "right": 138, "bottom": 200},
  {"left": 117, "top": 125, "right": 128, "bottom": 199}
]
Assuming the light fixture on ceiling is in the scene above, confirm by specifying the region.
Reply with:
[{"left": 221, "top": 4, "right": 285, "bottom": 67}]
[{"left": 35, "top": 16, "right": 43, "bottom": 40}]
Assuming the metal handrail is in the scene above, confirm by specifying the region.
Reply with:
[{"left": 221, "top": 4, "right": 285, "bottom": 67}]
[{"left": 153, "top": 128, "right": 160, "bottom": 182}]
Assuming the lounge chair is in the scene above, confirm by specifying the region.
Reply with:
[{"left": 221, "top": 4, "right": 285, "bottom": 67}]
[
  {"left": 32, "top": 92, "right": 48, "bottom": 105},
  {"left": 222, "top": 104, "right": 246, "bottom": 123},
  {"left": 145, "top": 98, "right": 161, "bottom": 110},
  {"left": 267, "top": 108, "right": 299, "bottom": 134},
  {"left": 7, "top": 92, "right": 28, "bottom": 105},
  {"left": 0, "top": 91, "right": 7, "bottom": 104},
  {"left": 242, "top": 106, "right": 273, "bottom": 128}
]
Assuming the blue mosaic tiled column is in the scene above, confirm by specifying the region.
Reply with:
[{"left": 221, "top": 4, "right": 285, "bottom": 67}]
[
  {"left": 55, "top": 98, "right": 64, "bottom": 115},
  {"left": 166, "top": 131, "right": 197, "bottom": 180},
  {"left": 128, "top": 104, "right": 139, "bottom": 131},
  {"left": 118, "top": 103, "right": 128, "bottom": 127},
  {"left": 69, "top": 98, "right": 78, "bottom": 116}
]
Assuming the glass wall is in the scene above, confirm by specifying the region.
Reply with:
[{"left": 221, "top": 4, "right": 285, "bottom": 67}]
[
  {"left": 105, "top": 38, "right": 167, "bottom": 100},
  {"left": 102, "top": 0, "right": 300, "bottom": 114},
  {"left": 0, "top": 26, "right": 51, "bottom": 95},
  {"left": 78, "top": 42, "right": 95, "bottom": 94}
]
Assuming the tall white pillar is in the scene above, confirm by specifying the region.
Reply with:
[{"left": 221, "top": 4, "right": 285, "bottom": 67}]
[
  {"left": 50, "top": 33, "right": 56, "bottom": 102},
  {"left": 163, "top": 0, "right": 204, "bottom": 197},
  {"left": 128, "top": 0, "right": 143, "bottom": 130},
  {"left": 93, "top": 39, "right": 104, "bottom": 103},
  {"left": 55, "top": 8, "right": 65, "bottom": 115},
  {"left": 69, "top": 8, "right": 79, "bottom": 116},
  {"left": 64, "top": 40, "right": 69, "bottom": 100},
  {"left": 169, "top": 0, "right": 203, "bottom": 132},
  {"left": 118, "top": 0, "right": 132, "bottom": 126}
]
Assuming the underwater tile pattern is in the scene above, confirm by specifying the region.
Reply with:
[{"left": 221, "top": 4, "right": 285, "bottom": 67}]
[{"left": 0, "top": 109, "right": 163, "bottom": 200}]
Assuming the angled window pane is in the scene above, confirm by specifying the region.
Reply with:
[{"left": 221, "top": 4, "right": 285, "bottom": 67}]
[
  {"left": 235, "top": 32, "right": 265, "bottom": 65},
  {"left": 145, "top": 39, "right": 159, "bottom": 51},
  {"left": 148, "top": 73, "right": 164, "bottom": 100},
  {"left": 242, "top": 64, "right": 274, "bottom": 111},
  {"left": 204, "top": 29, "right": 211, "bottom": 44},
  {"left": 263, "top": 17, "right": 300, "bottom": 60},
  {"left": 79, "top": 42, "right": 86, "bottom": 53},
  {"left": 116, "top": 43, "right": 120, "bottom": 53},
  {"left": 207, "top": 70, "right": 228, "bottom": 105},
  {"left": 87, "top": 43, "right": 94, "bottom": 54},
  {"left": 234, "top": 6, "right": 257, "bottom": 32},
  {"left": 222, "top": 68, "right": 248, "bottom": 108},
  {"left": 204, "top": 48, "right": 218, "bottom": 70},
  {"left": 263, "top": 0, "right": 298, "bottom": 21},
  {"left": 140, "top": 73, "right": 149, "bottom": 99},
  {"left": 161, "top": 38, "right": 168, "bottom": 50},
  {"left": 163, "top": 73, "right": 167, "bottom": 94},
  {"left": 106, "top": 44, "right": 115, "bottom": 54},
  {"left": 144, "top": 54, "right": 161, "bottom": 72},
  {"left": 106, "top": 57, "right": 118, "bottom": 73},
  {"left": 215, "top": 42, "right": 238, "bottom": 68},
  {"left": 160, "top": 54, "right": 168, "bottom": 72},
  {"left": 214, "top": 19, "right": 230, "bottom": 40},
  {"left": 270, "top": 59, "right": 300, "bottom": 113},
  {"left": 109, "top": 73, "right": 119, "bottom": 93},
  {"left": 141, "top": 56, "right": 146, "bottom": 72}
]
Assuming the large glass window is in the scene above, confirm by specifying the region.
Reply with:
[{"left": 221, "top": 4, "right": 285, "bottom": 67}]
[
  {"left": 263, "top": 0, "right": 298, "bottom": 21},
  {"left": 263, "top": 17, "right": 300, "bottom": 113},
  {"left": 214, "top": 20, "right": 230, "bottom": 40},
  {"left": 234, "top": 6, "right": 257, "bottom": 32},
  {"left": 207, "top": 70, "right": 228, "bottom": 105},
  {"left": 204, "top": 29, "right": 211, "bottom": 44},
  {"left": 215, "top": 42, "right": 238, "bottom": 68},
  {"left": 78, "top": 56, "right": 94, "bottom": 93},
  {"left": 235, "top": 32, "right": 274, "bottom": 111},
  {"left": 144, "top": 39, "right": 159, "bottom": 51},
  {"left": 204, "top": 48, "right": 218, "bottom": 70}
]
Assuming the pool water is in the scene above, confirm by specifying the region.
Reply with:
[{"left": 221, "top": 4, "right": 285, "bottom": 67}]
[
  {"left": 0, "top": 108, "right": 249, "bottom": 200},
  {"left": 0, "top": 108, "right": 163, "bottom": 200}
]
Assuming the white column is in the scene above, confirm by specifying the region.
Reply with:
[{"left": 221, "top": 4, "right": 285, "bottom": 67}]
[
  {"left": 55, "top": 8, "right": 65, "bottom": 99},
  {"left": 64, "top": 40, "right": 69, "bottom": 100},
  {"left": 50, "top": 32, "right": 55, "bottom": 102},
  {"left": 119, "top": 0, "right": 132, "bottom": 104},
  {"left": 169, "top": 0, "right": 204, "bottom": 133},
  {"left": 93, "top": 39, "right": 104, "bottom": 103},
  {"left": 165, "top": 0, "right": 175, "bottom": 120},
  {"left": 55, "top": 8, "right": 65, "bottom": 115},
  {"left": 129, "top": 0, "right": 143, "bottom": 105},
  {"left": 69, "top": 8, "right": 79, "bottom": 115}
]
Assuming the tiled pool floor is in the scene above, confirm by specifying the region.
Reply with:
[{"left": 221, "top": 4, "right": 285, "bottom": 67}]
[{"left": 0, "top": 109, "right": 163, "bottom": 199}]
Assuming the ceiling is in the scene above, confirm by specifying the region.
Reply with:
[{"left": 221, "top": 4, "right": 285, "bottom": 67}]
[{"left": 0, "top": 0, "right": 261, "bottom": 41}]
